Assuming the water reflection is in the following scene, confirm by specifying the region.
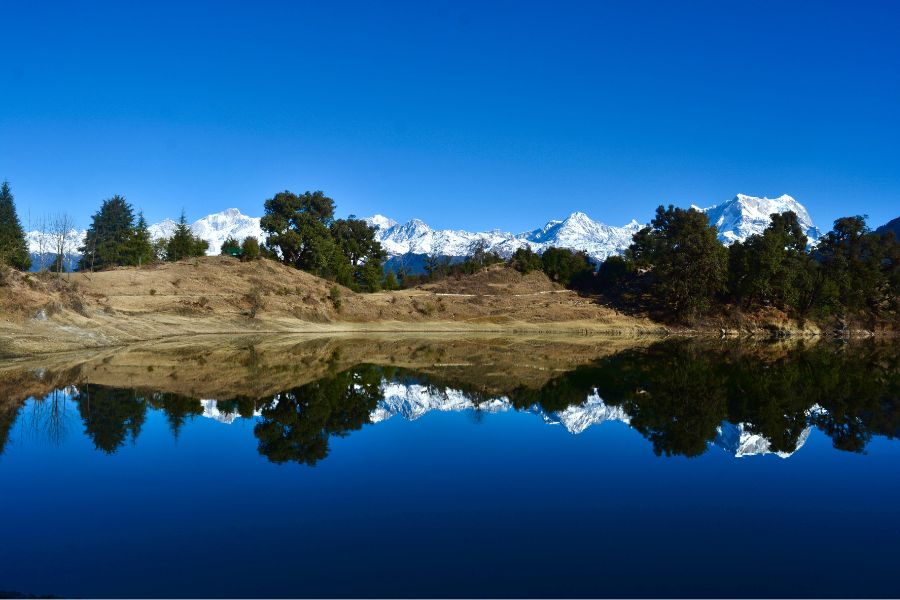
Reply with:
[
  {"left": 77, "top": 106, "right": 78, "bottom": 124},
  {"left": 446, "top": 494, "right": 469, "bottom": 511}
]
[{"left": 1, "top": 338, "right": 898, "bottom": 462}]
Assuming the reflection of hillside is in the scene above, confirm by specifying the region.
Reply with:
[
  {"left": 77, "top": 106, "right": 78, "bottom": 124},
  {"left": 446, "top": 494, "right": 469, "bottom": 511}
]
[
  {"left": 0, "top": 334, "right": 653, "bottom": 402},
  {"left": 2, "top": 337, "right": 898, "bottom": 462}
]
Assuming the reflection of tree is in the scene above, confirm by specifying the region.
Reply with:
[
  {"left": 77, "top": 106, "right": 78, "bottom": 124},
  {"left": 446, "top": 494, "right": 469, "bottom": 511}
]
[
  {"left": 23, "top": 389, "right": 71, "bottom": 447},
  {"left": 500, "top": 340, "right": 900, "bottom": 458},
  {"left": 0, "top": 405, "right": 22, "bottom": 457},
  {"left": 148, "top": 392, "right": 203, "bottom": 438},
  {"left": 254, "top": 365, "right": 383, "bottom": 466},
  {"left": 73, "top": 385, "right": 147, "bottom": 453}
]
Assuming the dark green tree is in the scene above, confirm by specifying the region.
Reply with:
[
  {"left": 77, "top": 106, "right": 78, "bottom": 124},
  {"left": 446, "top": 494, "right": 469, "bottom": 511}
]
[
  {"left": 165, "top": 210, "right": 209, "bottom": 261},
  {"left": 72, "top": 385, "right": 147, "bottom": 453},
  {"left": 128, "top": 212, "right": 155, "bottom": 266},
  {"left": 261, "top": 190, "right": 338, "bottom": 276},
  {"left": 240, "top": 236, "right": 260, "bottom": 261},
  {"left": 79, "top": 195, "right": 137, "bottom": 271},
  {"left": 509, "top": 247, "right": 543, "bottom": 274},
  {"left": 383, "top": 270, "right": 399, "bottom": 291},
  {"left": 0, "top": 181, "right": 32, "bottom": 271},
  {"left": 540, "top": 247, "right": 593, "bottom": 287},
  {"left": 220, "top": 236, "right": 241, "bottom": 256},
  {"left": 627, "top": 205, "right": 727, "bottom": 322}
]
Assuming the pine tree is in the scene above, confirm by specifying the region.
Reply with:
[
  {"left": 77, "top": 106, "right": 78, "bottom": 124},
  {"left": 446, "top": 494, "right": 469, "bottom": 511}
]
[
  {"left": 0, "top": 181, "right": 32, "bottom": 271},
  {"left": 383, "top": 270, "right": 399, "bottom": 290},
  {"left": 79, "top": 195, "right": 136, "bottom": 271},
  {"left": 129, "top": 212, "right": 155, "bottom": 266},
  {"left": 165, "top": 210, "right": 209, "bottom": 261}
]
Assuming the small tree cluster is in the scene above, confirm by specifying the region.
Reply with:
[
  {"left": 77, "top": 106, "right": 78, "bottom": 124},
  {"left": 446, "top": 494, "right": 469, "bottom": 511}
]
[
  {"left": 79, "top": 195, "right": 155, "bottom": 271},
  {"left": 261, "top": 190, "right": 386, "bottom": 291},
  {"left": 164, "top": 211, "right": 209, "bottom": 261}
]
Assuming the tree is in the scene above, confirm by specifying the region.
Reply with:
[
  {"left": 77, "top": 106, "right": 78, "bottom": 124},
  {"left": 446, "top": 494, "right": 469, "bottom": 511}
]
[
  {"left": 626, "top": 205, "right": 727, "bottom": 322},
  {"left": 540, "top": 247, "right": 593, "bottom": 287},
  {"left": 49, "top": 213, "right": 77, "bottom": 279},
  {"left": 0, "top": 181, "right": 31, "bottom": 270},
  {"left": 221, "top": 236, "right": 241, "bottom": 256},
  {"left": 128, "top": 212, "right": 155, "bottom": 266},
  {"left": 79, "top": 195, "right": 136, "bottom": 271},
  {"left": 240, "top": 236, "right": 260, "bottom": 261},
  {"left": 329, "top": 217, "right": 386, "bottom": 290},
  {"left": 261, "top": 190, "right": 338, "bottom": 275},
  {"left": 165, "top": 210, "right": 209, "bottom": 261},
  {"left": 509, "top": 247, "right": 543, "bottom": 274},
  {"left": 383, "top": 270, "right": 399, "bottom": 291},
  {"left": 727, "top": 211, "right": 809, "bottom": 312}
]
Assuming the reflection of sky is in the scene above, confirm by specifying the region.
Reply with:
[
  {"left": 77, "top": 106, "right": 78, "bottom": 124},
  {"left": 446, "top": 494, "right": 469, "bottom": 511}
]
[{"left": 2, "top": 391, "right": 899, "bottom": 598}]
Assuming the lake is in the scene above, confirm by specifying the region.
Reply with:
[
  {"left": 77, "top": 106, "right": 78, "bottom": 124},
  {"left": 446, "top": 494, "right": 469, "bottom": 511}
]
[{"left": 1, "top": 336, "right": 898, "bottom": 598}]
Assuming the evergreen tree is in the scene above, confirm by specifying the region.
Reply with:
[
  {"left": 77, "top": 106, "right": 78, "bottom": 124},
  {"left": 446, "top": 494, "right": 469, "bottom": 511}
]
[
  {"left": 383, "top": 270, "right": 399, "bottom": 291},
  {"left": 626, "top": 205, "right": 727, "bottom": 322},
  {"left": 0, "top": 181, "right": 31, "bottom": 271},
  {"left": 128, "top": 212, "right": 155, "bottom": 266},
  {"left": 79, "top": 195, "right": 137, "bottom": 271},
  {"left": 540, "top": 247, "right": 593, "bottom": 287},
  {"left": 165, "top": 210, "right": 209, "bottom": 261}
]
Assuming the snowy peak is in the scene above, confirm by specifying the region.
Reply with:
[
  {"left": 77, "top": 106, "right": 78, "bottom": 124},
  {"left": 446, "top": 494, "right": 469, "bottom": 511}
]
[
  {"left": 188, "top": 208, "right": 263, "bottom": 255},
  {"left": 700, "top": 194, "right": 820, "bottom": 245},
  {"left": 363, "top": 214, "right": 398, "bottom": 230}
]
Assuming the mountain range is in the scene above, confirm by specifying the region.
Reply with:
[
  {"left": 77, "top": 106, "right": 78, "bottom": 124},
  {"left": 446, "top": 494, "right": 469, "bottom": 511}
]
[
  {"left": 199, "top": 380, "right": 815, "bottom": 459},
  {"left": 25, "top": 193, "right": 837, "bottom": 269}
]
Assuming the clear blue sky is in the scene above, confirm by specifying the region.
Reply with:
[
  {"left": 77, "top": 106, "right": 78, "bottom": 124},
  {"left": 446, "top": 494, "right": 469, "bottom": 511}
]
[{"left": 2, "top": 0, "right": 898, "bottom": 232}]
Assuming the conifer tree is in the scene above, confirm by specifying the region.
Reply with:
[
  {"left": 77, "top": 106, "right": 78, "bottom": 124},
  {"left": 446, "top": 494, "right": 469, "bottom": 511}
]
[
  {"left": 0, "top": 181, "right": 32, "bottom": 271},
  {"left": 79, "top": 195, "right": 136, "bottom": 271},
  {"left": 165, "top": 210, "right": 209, "bottom": 261},
  {"left": 129, "top": 212, "right": 155, "bottom": 266}
]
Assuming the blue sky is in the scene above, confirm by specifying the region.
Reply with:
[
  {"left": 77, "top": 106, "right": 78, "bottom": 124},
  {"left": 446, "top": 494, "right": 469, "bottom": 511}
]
[{"left": 1, "top": 0, "right": 898, "bottom": 232}]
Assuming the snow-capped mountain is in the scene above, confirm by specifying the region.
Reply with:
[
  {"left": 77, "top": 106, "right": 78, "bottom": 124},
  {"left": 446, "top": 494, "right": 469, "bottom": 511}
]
[
  {"left": 367, "top": 194, "right": 820, "bottom": 263},
  {"left": 197, "top": 379, "right": 820, "bottom": 459},
  {"left": 146, "top": 208, "right": 264, "bottom": 255},
  {"left": 696, "top": 194, "right": 821, "bottom": 245},
  {"left": 27, "top": 208, "right": 264, "bottom": 258},
  {"left": 23, "top": 193, "right": 820, "bottom": 268},
  {"left": 367, "top": 212, "right": 645, "bottom": 263}
]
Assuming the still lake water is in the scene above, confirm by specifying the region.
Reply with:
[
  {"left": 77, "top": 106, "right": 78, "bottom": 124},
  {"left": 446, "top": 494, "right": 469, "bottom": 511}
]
[{"left": 1, "top": 336, "right": 898, "bottom": 598}]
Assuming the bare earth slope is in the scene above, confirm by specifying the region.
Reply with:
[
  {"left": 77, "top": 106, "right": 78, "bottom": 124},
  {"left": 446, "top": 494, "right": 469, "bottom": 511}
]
[{"left": 0, "top": 257, "right": 663, "bottom": 356}]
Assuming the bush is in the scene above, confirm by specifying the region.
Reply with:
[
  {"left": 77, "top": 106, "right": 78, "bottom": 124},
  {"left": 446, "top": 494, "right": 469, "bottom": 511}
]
[
  {"left": 244, "top": 290, "right": 265, "bottom": 318},
  {"left": 221, "top": 236, "right": 241, "bottom": 256},
  {"left": 329, "top": 285, "right": 342, "bottom": 310},
  {"left": 241, "top": 237, "right": 260, "bottom": 261}
]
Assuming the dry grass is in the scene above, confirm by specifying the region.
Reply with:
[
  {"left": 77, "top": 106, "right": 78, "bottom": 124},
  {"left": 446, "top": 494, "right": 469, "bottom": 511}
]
[{"left": 0, "top": 256, "right": 666, "bottom": 357}]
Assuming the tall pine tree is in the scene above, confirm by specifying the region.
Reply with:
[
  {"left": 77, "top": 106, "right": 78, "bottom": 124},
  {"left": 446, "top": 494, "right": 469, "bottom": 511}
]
[
  {"left": 0, "top": 181, "right": 32, "bottom": 271},
  {"left": 79, "top": 195, "right": 136, "bottom": 271},
  {"left": 165, "top": 210, "right": 209, "bottom": 261},
  {"left": 128, "top": 212, "right": 155, "bottom": 266}
]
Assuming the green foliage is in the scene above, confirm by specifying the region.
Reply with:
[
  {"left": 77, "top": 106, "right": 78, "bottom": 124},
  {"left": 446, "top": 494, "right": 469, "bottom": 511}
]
[
  {"left": 816, "top": 215, "right": 899, "bottom": 323},
  {"left": 540, "top": 247, "right": 594, "bottom": 287},
  {"left": 509, "top": 247, "right": 543, "bottom": 274},
  {"left": 72, "top": 384, "right": 147, "bottom": 453},
  {"left": 329, "top": 285, "right": 342, "bottom": 310},
  {"left": 596, "top": 254, "right": 635, "bottom": 291},
  {"left": 79, "top": 195, "right": 137, "bottom": 271},
  {"left": 383, "top": 270, "right": 399, "bottom": 291},
  {"left": 626, "top": 205, "right": 728, "bottom": 322},
  {"left": 128, "top": 212, "right": 155, "bottom": 266},
  {"left": 0, "top": 181, "right": 31, "bottom": 271},
  {"left": 165, "top": 210, "right": 209, "bottom": 261},
  {"left": 254, "top": 365, "right": 383, "bottom": 465},
  {"left": 261, "top": 191, "right": 386, "bottom": 291},
  {"left": 240, "top": 236, "right": 260, "bottom": 261},
  {"left": 221, "top": 236, "right": 241, "bottom": 256}
]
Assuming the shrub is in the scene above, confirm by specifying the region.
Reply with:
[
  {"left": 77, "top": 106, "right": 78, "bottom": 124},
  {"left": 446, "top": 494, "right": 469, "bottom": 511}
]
[
  {"left": 241, "top": 236, "right": 260, "bottom": 261},
  {"left": 329, "top": 285, "right": 342, "bottom": 310},
  {"left": 244, "top": 290, "right": 265, "bottom": 318}
]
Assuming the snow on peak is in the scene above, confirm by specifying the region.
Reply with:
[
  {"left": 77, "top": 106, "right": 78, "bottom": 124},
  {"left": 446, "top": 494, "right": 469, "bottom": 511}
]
[
  {"left": 363, "top": 214, "right": 398, "bottom": 230},
  {"left": 700, "top": 193, "right": 820, "bottom": 245}
]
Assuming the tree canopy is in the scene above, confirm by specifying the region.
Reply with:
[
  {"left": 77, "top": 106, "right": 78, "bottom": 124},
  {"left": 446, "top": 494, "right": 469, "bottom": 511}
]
[{"left": 0, "top": 181, "right": 32, "bottom": 271}]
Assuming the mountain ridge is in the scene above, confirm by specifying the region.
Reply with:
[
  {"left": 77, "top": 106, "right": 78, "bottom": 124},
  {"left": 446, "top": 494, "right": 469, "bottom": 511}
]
[{"left": 25, "top": 194, "right": 821, "bottom": 268}]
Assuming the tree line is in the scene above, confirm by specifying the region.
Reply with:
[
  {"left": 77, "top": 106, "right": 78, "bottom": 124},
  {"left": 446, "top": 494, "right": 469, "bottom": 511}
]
[{"left": 592, "top": 206, "right": 899, "bottom": 327}]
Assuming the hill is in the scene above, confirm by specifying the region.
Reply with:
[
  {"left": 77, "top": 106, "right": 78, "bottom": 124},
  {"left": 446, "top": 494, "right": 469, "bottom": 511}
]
[{"left": 0, "top": 257, "right": 664, "bottom": 357}]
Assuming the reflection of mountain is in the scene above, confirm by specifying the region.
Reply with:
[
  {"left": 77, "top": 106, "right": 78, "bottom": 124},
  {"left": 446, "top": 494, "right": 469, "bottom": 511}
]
[{"left": 4, "top": 339, "right": 898, "bottom": 463}]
